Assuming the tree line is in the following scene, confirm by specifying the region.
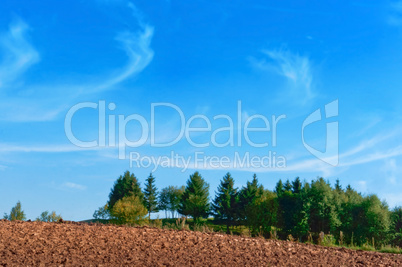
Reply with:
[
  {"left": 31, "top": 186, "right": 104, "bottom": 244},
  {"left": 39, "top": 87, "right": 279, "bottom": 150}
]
[
  {"left": 94, "top": 170, "right": 402, "bottom": 248},
  {"left": 3, "top": 201, "right": 62, "bottom": 222}
]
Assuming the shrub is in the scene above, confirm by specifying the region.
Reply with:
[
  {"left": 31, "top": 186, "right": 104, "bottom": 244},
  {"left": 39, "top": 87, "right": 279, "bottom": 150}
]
[
  {"left": 110, "top": 195, "right": 148, "bottom": 225},
  {"left": 36, "top": 211, "right": 62, "bottom": 222},
  {"left": 4, "top": 201, "right": 26, "bottom": 221}
]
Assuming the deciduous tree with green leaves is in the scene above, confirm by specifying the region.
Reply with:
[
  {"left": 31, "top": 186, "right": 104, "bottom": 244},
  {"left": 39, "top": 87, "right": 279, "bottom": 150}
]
[
  {"left": 93, "top": 205, "right": 110, "bottom": 220},
  {"left": 354, "top": 195, "right": 390, "bottom": 246},
  {"left": 392, "top": 206, "right": 402, "bottom": 234},
  {"left": 36, "top": 211, "right": 62, "bottom": 222},
  {"left": 158, "top": 187, "right": 169, "bottom": 218},
  {"left": 306, "top": 178, "right": 340, "bottom": 234},
  {"left": 158, "top": 185, "right": 185, "bottom": 218},
  {"left": 390, "top": 206, "right": 402, "bottom": 247},
  {"left": 246, "top": 189, "right": 278, "bottom": 237},
  {"left": 168, "top": 185, "right": 185, "bottom": 218},
  {"left": 4, "top": 201, "right": 26, "bottom": 221}
]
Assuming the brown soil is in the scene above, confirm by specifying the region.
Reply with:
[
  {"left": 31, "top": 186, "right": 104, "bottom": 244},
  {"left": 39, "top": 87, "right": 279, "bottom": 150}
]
[{"left": 0, "top": 220, "right": 401, "bottom": 266}]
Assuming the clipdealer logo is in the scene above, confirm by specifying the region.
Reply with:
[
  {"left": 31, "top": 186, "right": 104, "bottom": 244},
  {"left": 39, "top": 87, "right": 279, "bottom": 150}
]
[
  {"left": 64, "top": 100, "right": 338, "bottom": 171},
  {"left": 302, "top": 100, "right": 339, "bottom": 166}
]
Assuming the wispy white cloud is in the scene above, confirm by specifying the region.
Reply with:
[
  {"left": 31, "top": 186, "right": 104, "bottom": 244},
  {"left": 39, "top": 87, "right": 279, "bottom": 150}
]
[
  {"left": 0, "top": 143, "right": 99, "bottom": 153},
  {"left": 7, "top": 130, "right": 399, "bottom": 177},
  {"left": 0, "top": 141, "right": 138, "bottom": 153},
  {"left": 0, "top": 18, "right": 40, "bottom": 90},
  {"left": 282, "top": 133, "right": 402, "bottom": 175},
  {"left": 87, "top": 25, "right": 154, "bottom": 94},
  {"left": 381, "top": 158, "right": 398, "bottom": 184},
  {"left": 352, "top": 114, "right": 382, "bottom": 137},
  {"left": 338, "top": 130, "right": 398, "bottom": 158},
  {"left": 0, "top": 3, "right": 154, "bottom": 122},
  {"left": 0, "top": 98, "right": 70, "bottom": 122},
  {"left": 340, "top": 145, "right": 402, "bottom": 167},
  {"left": 61, "top": 182, "right": 86, "bottom": 191},
  {"left": 175, "top": 131, "right": 402, "bottom": 177},
  {"left": 388, "top": 1, "right": 402, "bottom": 26},
  {"left": 252, "top": 49, "right": 315, "bottom": 104},
  {"left": 2, "top": 127, "right": 401, "bottom": 178}
]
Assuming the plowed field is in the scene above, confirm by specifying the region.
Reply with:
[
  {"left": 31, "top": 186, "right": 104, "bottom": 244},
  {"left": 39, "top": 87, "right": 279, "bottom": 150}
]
[{"left": 0, "top": 220, "right": 401, "bottom": 266}]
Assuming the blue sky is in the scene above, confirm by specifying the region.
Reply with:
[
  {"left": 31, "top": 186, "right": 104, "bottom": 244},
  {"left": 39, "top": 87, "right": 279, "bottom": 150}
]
[{"left": 1, "top": 0, "right": 402, "bottom": 221}]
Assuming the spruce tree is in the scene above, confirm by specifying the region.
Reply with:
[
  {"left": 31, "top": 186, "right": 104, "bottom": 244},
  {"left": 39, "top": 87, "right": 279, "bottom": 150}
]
[
  {"left": 212, "top": 173, "right": 239, "bottom": 233},
  {"left": 239, "top": 174, "right": 264, "bottom": 223},
  {"left": 143, "top": 173, "right": 159, "bottom": 219},
  {"left": 108, "top": 171, "right": 143, "bottom": 209},
  {"left": 291, "top": 177, "right": 302, "bottom": 194},
  {"left": 274, "top": 179, "right": 284, "bottom": 196},
  {"left": 284, "top": 180, "right": 292, "bottom": 192},
  {"left": 277, "top": 177, "right": 309, "bottom": 239},
  {"left": 335, "top": 179, "right": 342, "bottom": 191},
  {"left": 240, "top": 174, "right": 264, "bottom": 202},
  {"left": 178, "top": 171, "right": 210, "bottom": 223}
]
